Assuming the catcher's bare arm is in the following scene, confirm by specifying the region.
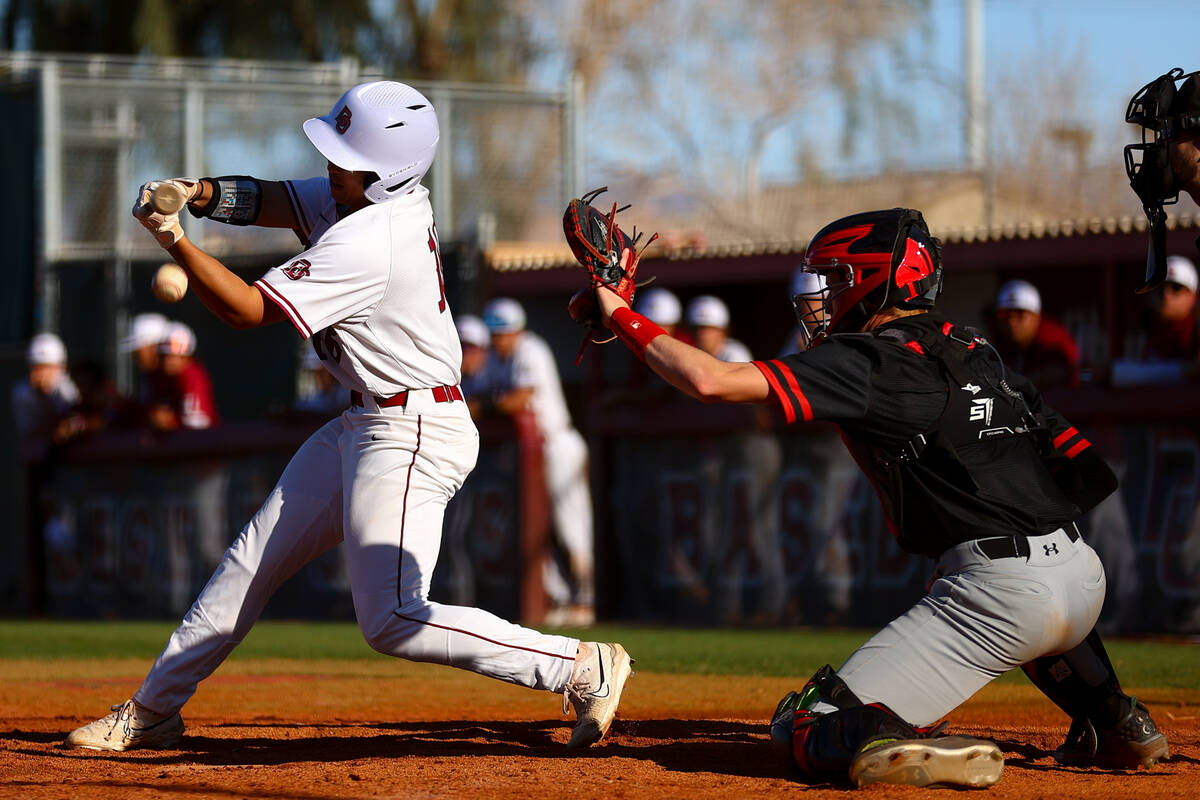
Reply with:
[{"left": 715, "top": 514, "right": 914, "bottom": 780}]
[{"left": 595, "top": 287, "right": 770, "bottom": 404}]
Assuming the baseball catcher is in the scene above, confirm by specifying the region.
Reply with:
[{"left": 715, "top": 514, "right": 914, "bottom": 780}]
[{"left": 567, "top": 200, "right": 1169, "bottom": 788}]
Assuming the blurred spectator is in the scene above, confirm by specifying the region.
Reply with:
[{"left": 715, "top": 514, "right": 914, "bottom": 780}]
[
  {"left": 989, "top": 279, "right": 1079, "bottom": 389},
  {"left": 1143, "top": 255, "right": 1200, "bottom": 360},
  {"left": 456, "top": 314, "right": 497, "bottom": 419},
  {"left": 686, "top": 295, "right": 752, "bottom": 361},
  {"left": 294, "top": 348, "right": 350, "bottom": 417},
  {"left": 780, "top": 269, "right": 827, "bottom": 357},
  {"left": 1112, "top": 255, "right": 1200, "bottom": 385},
  {"left": 71, "top": 359, "right": 131, "bottom": 432},
  {"left": 12, "top": 333, "right": 83, "bottom": 444},
  {"left": 121, "top": 312, "right": 170, "bottom": 410},
  {"left": 148, "top": 322, "right": 220, "bottom": 431},
  {"left": 483, "top": 297, "right": 594, "bottom": 626},
  {"left": 635, "top": 288, "right": 685, "bottom": 339}
]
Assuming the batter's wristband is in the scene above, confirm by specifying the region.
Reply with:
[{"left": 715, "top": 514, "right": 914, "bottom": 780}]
[{"left": 610, "top": 307, "right": 666, "bottom": 360}]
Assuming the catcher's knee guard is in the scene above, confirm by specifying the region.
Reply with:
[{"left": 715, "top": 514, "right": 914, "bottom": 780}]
[{"left": 769, "top": 665, "right": 920, "bottom": 782}]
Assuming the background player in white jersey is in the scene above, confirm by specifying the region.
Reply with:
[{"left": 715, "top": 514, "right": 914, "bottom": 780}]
[
  {"left": 684, "top": 295, "right": 752, "bottom": 362},
  {"left": 66, "top": 81, "right": 631, "bottom": 752},
  {"left": 482, "top": 298, "right": 595, "bottom": 626}
]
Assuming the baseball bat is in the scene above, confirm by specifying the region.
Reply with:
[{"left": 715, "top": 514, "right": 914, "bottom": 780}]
[{"left": 150, "top": 182, "right": 189, "bottom": 215}]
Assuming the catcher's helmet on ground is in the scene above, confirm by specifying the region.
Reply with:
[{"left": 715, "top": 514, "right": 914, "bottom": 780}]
[
  {"left": 303, "top": 81, "right": 439, "bottom": 203},
  {"left": 794, "top": 208, "right": 942, "bottom": 350}
]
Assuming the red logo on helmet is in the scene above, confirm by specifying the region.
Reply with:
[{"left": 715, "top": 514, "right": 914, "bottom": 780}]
[
  {"left": 335, "top": 105, "right": 352, "bottom": 134},
  {"left": 894, "top": 239, "right": 934, "bottom": 299},
  {"left": 283, "top": 259, "right": 312, "bottom": 280}
]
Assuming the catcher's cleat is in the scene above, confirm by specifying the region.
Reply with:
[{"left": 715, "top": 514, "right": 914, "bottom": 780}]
[
  {"left": 66, "top": 699, "right": 184, "bottom": 752},
  {"left": 1054, "top": 697, "right": 1169, "bottom": 769},
  {"left": 563, "top": 641, "right": 633, "bottom": 748},
  {"left": 849, "top": 735, "right": 1004, "bottom": 789}
]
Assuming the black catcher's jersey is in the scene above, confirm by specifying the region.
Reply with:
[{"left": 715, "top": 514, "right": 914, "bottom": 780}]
[{"left": 752, "top": 312, "right": 1115, "bottom": 557}]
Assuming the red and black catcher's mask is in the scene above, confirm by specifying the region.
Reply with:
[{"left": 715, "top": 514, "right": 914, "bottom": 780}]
[{"left": 793, "top": 208, "right": 942, "bottom": 350}]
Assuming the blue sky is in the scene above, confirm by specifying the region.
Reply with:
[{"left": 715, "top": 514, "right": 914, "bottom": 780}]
[{"left": 821, "top": 0, "right": 1200, "bottom": 177}]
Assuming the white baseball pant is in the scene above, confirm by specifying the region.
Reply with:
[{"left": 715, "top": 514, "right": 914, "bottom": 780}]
[{"left": 136, "top": 396, "right": 579, "bottom": 714}]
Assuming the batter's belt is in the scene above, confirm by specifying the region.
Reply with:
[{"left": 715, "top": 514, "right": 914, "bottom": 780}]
[{"left": 350, "top": 384, "right": 463, "bottom": 410}]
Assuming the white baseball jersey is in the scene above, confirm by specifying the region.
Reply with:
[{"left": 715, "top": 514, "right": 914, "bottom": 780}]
[
  {"left": 509, "top": 331, "right": 573, "bottom": 437},
  {"left": 255, "top": 178, "right": 461, "bottom": 398}
]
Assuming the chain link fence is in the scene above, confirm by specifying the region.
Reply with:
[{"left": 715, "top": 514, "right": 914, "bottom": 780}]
[{"left": 0, "top": 52, "right": 579, "bottom": 264}]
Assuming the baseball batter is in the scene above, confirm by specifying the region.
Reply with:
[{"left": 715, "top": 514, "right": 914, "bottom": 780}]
[
  {"left": 585, "top": 208, "right": 1167, "bottom": 787},
  {"left": 66, "top": 81, "right": 631, "bottom": 752}
]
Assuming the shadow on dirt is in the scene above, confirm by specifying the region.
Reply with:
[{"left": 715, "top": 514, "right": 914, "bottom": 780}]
[{"left": 9, "top": 718, "right": 794, "bottom": 779}]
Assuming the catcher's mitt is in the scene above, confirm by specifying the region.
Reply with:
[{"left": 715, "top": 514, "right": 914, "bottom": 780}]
[{"left": 562, "top": 187, "right": 658, "bottom": 361}]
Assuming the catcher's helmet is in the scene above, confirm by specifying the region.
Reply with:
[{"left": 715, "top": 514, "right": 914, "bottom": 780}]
[
  {"left": 793, "top": 208, "right": 942, "bottom": 350},
  {"left": 303, "top": 81, "right": 439, "bottom": 204}
]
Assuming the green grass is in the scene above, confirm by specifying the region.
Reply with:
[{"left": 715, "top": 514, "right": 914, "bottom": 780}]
[{"left": 0, "top": 621, "right": 1195, "bottom": 688}]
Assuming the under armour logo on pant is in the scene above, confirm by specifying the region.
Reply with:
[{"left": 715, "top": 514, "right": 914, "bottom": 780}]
[{"left": 1043, "top": 543, "right": 1059, "bottom": 556}]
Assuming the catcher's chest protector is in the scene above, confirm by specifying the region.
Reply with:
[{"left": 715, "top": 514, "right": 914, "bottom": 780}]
[{"left": 846, "top": 320, "right": 1077, "bottom": 554}]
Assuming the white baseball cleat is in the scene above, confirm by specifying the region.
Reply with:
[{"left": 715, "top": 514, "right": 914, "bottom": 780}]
[
  {"left": 66, "top": 699, "right": 184, "bottom": 751},
  {"left": 849, "top": 735, "right": 1004, "bottom": 788},
  {"left": 562, "top": 641, "right": 633, "bottom": 748}
]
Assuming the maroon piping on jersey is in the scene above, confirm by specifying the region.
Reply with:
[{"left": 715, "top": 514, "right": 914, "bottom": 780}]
[
  {"left": 255, "top": 278, "right": 313, "bottom": 337},
  {"left": 284, "top": 180, "right": 312, "bottom": 232},
  {"left": 752, "top": 360, "right": 814, "bottom": 424}
]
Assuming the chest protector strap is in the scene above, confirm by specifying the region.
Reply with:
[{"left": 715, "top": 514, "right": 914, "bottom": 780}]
[{"left": 876, "top": 321, "right": 1046, "bottom": 481}]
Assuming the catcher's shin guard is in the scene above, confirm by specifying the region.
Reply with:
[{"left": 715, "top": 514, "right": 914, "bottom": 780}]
[
  {"left": 769, "top": 664, "right": 920, "bottom": 782},
  {"left": 1023, "top": 628, "right": 1169, "bottom": 767},
  {"left": 791, "top": 704, "right": 922, "bottom": 781}
]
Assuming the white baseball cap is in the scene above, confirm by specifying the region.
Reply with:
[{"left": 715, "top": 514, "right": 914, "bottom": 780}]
[
  {"left": 1166, "top": 255, "right": 1198, "bottom": 292},
  {"left": 456, "top": 314, "right": 491, "bottom": 348},
  {"left": 159, "top": 321, "right": 196, "bottom": 356},
  {"left": 27, "top": 332, "right": 67, "bottom": 366},
  {"left": 995, "top": 280, "right": 1042, "bottom": 314},
  {"left": 790, "top": 268, "right": 826, "bottom": 297},
  {"left": 635, "top": 288, "right": 682, "bottom": 326},
  {"left": 685, "top": 294, "right": 730, "bottom": 329},
  {"left": 482, "top": 297, "right": 526, "bottom": 333},
  {"left": 121, "top": 312, "right": 170, "bottom": 352}
]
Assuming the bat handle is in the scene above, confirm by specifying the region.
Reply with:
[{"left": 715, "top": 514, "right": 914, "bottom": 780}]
[{"left": 151, "top": 182, "right": 188, "bottom": 215}]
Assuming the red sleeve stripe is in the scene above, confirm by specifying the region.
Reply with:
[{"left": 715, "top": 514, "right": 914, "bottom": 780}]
[
  {"left": 1054, "top": 427, "right": 1080, "bottom": 449},
  {"left": 772, "top": 360, "right": 814, "bottom": 422},
  {"left": 284, "top": 180, "right": 311, "bottom": 232},
  {"left": 1065, "top": 439, "right": 1091, "bottom": 458},
  {"left": 751, "top": 361, "right": 795, "bottom": 424},
  {"left": 255, "top": 278, "right": 313, "bottom": 338}
]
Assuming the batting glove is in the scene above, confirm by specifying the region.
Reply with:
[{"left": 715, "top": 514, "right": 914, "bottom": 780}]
[{"left": 132, "top": 179, "right": 199, "bottom": 249}]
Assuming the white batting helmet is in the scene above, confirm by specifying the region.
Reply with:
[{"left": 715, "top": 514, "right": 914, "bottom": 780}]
[{"left": 303, "top": 81, "right": 439, "bottom": 204}]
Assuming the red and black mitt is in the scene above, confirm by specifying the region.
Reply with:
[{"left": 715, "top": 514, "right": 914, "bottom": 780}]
[{"left": 563, "top": 187, "right": 658, "bottom": 360}]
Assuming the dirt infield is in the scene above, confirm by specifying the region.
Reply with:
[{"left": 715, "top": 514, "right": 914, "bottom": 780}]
[{"left": 0, "top": 659, "right": 1196, "bottom": 799}]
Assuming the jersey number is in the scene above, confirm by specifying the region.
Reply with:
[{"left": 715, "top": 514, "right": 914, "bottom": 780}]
[
  {"left": 312, "top": 328, "right": 343, "bottom": 363},
  {"left": 428, "top": 226, "right": 447, "bottom": 313}
]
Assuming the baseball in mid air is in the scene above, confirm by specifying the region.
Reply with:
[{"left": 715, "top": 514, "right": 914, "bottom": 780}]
[{"left": 152, "top": 263, "right": 188, "bottom": 304}]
